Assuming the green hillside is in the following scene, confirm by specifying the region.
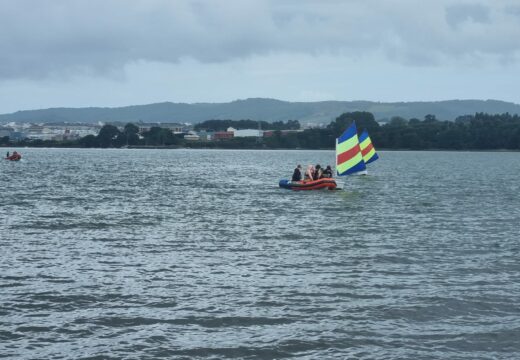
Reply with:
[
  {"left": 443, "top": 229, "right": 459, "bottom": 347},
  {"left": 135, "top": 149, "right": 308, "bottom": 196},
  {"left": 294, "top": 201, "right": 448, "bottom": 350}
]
[{"left": 1, "top": 98, "right": 519, "bottom": 124}]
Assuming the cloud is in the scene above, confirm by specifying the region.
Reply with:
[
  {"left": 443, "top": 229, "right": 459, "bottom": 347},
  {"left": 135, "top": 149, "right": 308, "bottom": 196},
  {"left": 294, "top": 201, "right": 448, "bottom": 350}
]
[
  {"left": 1, "top": 0, "right": 520, "bottom": 80},
  {"left": 445, "top": 3, "right": 490, "bottom": 28}
]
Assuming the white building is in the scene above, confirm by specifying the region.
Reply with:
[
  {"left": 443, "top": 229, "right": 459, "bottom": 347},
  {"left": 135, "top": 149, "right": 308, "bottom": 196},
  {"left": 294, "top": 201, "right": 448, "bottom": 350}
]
[
  {"left": 226, "top": 127, "right": 263, "bottom": 138},
  {"left": 183, "top": 131, "right": 200, "bottom": 141}
]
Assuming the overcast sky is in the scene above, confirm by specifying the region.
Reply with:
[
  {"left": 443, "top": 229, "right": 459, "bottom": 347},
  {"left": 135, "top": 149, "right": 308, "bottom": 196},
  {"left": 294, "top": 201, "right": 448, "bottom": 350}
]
[{"left": 0, "top": 0, "right": 519, "bottom": 113}]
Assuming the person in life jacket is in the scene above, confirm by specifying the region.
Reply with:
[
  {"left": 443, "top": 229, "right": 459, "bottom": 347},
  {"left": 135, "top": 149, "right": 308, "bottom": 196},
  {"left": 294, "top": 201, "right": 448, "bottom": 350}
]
[
  {"left": 291, "top": 164, "right": 302, "bottom": 181},
  {"left": 322, "top": 165, "right": 333, "bottom": 178},
  {"left": 314, "top": 164, "right": 323, "bottom": 179}
]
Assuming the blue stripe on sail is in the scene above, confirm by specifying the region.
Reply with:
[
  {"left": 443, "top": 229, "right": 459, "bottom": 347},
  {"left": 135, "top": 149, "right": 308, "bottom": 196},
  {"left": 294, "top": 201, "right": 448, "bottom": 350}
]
[
  {"left": 337, "top": 122, "right": 357, "bottom": 144},
  {"left": 365, "top": 153, "right": 379, "bottom": 164},
  {"left": 337, "top": 159, "right": 366, "bottom": 176},
  {"left": 358, "top": 130, "right": 368, "bottom": 142}
]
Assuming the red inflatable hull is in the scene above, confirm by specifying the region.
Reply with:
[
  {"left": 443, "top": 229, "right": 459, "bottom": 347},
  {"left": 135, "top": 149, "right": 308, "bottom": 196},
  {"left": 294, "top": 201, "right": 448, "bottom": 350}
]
[
  {"left": 5, "top": 154, "right": 21, "bottom": 161},
  {"left": 279, "top": 178, "right": 337, "bottom": 191}
]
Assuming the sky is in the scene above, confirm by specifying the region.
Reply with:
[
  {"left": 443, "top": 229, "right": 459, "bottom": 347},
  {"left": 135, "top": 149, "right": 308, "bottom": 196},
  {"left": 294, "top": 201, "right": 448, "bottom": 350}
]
[{"left": 1, "top": 0, "right": 520, "bottom": 113}]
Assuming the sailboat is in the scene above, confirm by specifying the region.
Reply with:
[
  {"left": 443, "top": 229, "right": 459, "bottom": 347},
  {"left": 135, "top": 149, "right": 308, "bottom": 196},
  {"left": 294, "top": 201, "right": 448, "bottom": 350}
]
[
  {"left": 336, "top": 121, "right": 366, "bottom": 177},
  {"left": 359, "top": 129, "right": 379, "bottom": 165},
  {"left": 279, "top": 121, "right": 378, "bottom": 190}
]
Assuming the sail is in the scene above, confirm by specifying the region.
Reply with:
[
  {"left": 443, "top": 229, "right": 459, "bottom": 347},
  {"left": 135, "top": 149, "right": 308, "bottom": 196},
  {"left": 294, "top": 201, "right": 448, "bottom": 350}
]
[
  {"left": 336, "top": 121, "right": 366, "bottom": 176},
  {"left": 359, "top": 130, "right": 379, "bottom": 164}
]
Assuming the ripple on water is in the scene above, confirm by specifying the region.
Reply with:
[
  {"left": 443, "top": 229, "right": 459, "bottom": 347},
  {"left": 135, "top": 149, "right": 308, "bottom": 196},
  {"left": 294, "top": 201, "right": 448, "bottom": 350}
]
[{"left": 1, "top": 149, "right": 520, "bottom": 359}]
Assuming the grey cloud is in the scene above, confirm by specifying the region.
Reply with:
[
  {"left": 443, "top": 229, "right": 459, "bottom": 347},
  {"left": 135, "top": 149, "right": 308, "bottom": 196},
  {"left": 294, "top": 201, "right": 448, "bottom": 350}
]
[
  {"left": 445, "top": 3, "right": 490, "bottom": 28},
  {"left": 1, "top": 0, "right": 520, "bottom": 80}
]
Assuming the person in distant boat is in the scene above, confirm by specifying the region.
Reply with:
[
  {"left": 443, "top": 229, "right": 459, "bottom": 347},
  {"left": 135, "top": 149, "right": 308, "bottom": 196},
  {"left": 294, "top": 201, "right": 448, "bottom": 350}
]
[
  {"left": 6, "top": 151, "right": 9, "bottom": 158},
  {"left": 304, "top": 165, "right": 314, "bottom": 181},
  {"left": 322, "top": 165, "right": 333, "bottom": 178},
  {"left": 314, "top": 164, "right": 322, "bottom": 180},
  {"left": 291, "top": 164, "right": 302, "bottom": 181}
]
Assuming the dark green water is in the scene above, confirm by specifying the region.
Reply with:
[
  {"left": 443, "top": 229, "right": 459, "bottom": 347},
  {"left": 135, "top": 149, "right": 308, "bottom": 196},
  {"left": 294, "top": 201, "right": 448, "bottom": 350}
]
[{"left": 1, "top": 149, "right": 519, "bottom": 359}]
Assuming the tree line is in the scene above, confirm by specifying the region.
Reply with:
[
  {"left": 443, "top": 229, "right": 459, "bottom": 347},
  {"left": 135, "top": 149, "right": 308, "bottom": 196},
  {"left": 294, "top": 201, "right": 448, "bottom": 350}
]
[
  {"left": 194, "top": 119, "right": 301, "bottom": 131},
  {"left": 2, "top": 112, "right": 520, "bottom": 150},
  {"left": 79, "top": 124, "right": 182, "bottom": 148},
  {"left": 0, "top": 123, "right": 183, "bottom": 148},
  {"left": 375, "top": 113, "right": 520, "bottom": 150},
  {"left": 253, "top": 112, "right": 520, "bottom": 150}
]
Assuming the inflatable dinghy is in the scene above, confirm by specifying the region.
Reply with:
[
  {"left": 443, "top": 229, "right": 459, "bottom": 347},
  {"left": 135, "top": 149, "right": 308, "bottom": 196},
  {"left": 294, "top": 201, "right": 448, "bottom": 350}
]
[
  {"left": 279, "top": 178, "right": 337, "bottom": 191},
  {"left": 5, "top": 153, "right": 21, "bottom": 161}
]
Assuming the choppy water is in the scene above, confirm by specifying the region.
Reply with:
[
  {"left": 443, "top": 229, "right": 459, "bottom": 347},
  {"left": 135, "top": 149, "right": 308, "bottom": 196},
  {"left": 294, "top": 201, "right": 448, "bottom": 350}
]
[{"left": 1, "top": 148, "right": 520, "bottom": 359}]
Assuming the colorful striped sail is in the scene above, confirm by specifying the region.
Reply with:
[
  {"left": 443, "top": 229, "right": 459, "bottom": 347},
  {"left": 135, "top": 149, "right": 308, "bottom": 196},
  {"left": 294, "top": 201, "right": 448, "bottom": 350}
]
[
  {"left": 336, "top": 121, "right": 366, "bottom": 176},
  {"left": 359, "top": 130, "right": 379, "bottom": 164}
]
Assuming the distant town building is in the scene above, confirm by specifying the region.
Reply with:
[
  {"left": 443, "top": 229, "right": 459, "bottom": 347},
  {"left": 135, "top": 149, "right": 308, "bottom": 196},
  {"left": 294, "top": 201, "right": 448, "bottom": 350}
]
[
  {"left": 0, "top": 125, "right": 25, "bottom": 140},
  {"left": 226, "top": 127, "right": 263, "bottom": 138},
  {"left": 213, "top": 131, "right": 234, "bottom": 140},
  {"left": 183, "top": 131, "right": 200, "bottom": 141},
  {"left": 138, "top": 122, "right": 188, "bottom": 134},
  {"left": 262, "top": 129, "right": 302, "bottom": 138},
  {"left": 233, "top": 129, "right": 263, "bottom": 137},
  {"left": 196, "top": 130, "right": 214, "bottom": 141},
  {"left": 0, "top": 126, "right": 14, "bottom": 138},
  {"left": 0, "top": 122, "right": 100, "bottom": 141}
]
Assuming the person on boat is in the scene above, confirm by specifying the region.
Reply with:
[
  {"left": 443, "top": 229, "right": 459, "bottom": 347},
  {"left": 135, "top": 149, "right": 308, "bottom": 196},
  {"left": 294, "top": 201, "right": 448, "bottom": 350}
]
[
  {"left": 322, "top": 165, "right": 333, "bottom": 178},
  {"left": 6, "top": 151, "right": 9, "bottom": 158},
  {"left": 304, "top": 165, "right": 314, "bottom": 181},
  {"left": 291, "top": 164, "right": 302, "bottom": 181},
  {"left": 314, "top": 164, "right": 322, "bottom": 180}
]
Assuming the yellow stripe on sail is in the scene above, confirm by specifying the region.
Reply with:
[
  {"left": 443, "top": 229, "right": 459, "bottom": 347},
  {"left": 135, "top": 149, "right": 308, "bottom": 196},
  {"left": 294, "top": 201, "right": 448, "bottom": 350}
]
[
  {"left": 337, "top": 152, "right": 363, "bottom": 174},
  {"left": 363, "top": 148, "right": 376, "bottom": 162},
  {"left": 359, "top": 137, "right": 370, "bottom": 150},
  {"left": 336, "top": 136, "right": 359, "bottom": 154}
]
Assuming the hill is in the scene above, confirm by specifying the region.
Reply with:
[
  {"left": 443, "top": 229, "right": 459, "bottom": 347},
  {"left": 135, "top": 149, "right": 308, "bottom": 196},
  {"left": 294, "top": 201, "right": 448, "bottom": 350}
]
[{"left": 1, "top": 98, "right": 520, "bottom": 124}]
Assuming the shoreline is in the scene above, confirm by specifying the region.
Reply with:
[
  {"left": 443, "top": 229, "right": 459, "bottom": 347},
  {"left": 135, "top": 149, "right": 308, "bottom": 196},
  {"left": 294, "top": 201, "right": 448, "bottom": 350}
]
[{"left": 2, "top": 145, "right": 520, "bottom": 152}]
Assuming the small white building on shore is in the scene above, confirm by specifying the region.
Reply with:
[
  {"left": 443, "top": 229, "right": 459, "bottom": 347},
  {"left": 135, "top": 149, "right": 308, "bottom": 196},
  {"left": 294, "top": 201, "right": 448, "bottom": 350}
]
[{"left": 227, "top": 127, "right": 263, "bottom": 138}]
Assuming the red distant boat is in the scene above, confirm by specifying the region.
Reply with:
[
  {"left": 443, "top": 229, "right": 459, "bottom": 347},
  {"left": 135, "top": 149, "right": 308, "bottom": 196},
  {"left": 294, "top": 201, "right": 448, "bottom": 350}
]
[{"left": 5, "top": 152, "right": 21, "bottom": 161}]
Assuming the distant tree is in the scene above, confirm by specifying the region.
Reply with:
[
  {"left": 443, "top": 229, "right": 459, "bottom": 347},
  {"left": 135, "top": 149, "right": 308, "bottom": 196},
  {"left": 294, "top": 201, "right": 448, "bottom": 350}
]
[
  {"left": 97, "top": 124, "right": 121, "bottom": 147},
  {"left": 400, "top": 131, "right": 424, "bottom": 150},
  {"left": 389, "top": 116, "right": 408, "bottom": 127},
  {"left": 269, "top": 120, "right": 301, "bottom": 130},
  {"left": 264, "top": 130, "right": 282, "bottom": 148},
  {"left": 195, "top": 119, "right": 300, "bottom": 131},
  {"left": 124, "top": 123, "right": 139, "bottom": 134},
  {"left": 424, "top": 114, "right": 437, "bottom": 122},
  {"left": 328, "top": 111, "right": 380, "bottom": 138},
  {"left": 79, "top": 134, "right": 98, "bottom": 148},
  {"left": 142, "top": 126, "right": 180, "bottom": 146},
  {"left": 287, "top": 120, "right": 301, "bottom": 130},
  {"left": 71, "top": 111, "right": 520, "bottom": 150},
  {"left": 455, "top": 115, "right": 473, "bottom": 124},
  {"left": 122, "top": 123, "right": 140, "bottom": 145},
  {"left": 408, "top": 118, "right": 421, "bottom": 126},
  {"left": 507, "top": 128, "right": 520, "bottom": 149}
]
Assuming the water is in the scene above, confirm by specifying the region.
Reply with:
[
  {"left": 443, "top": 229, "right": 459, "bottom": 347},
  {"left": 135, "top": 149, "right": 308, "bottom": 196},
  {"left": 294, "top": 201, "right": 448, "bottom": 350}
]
[{"left": 1, "top": 148, "right": 520, "bottom": 359}]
